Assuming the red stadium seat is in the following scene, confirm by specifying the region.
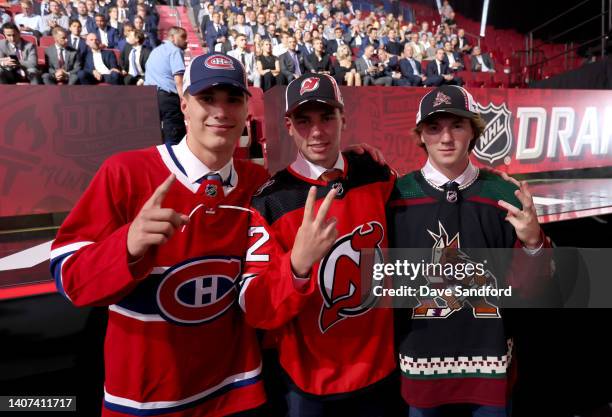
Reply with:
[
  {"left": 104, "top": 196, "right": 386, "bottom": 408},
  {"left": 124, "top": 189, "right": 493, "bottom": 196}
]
[
  {"left": 108, "top": 48, "right": 121, "bottom": 63},
  {"left": 39, "top": 36, "right": 54, "bottom": 48},
  {"left": 21, "top": 34, "right": 38, "bottom": 45},
  {"left": 36, "top": 46, "right": 46, "bottom": 66}
]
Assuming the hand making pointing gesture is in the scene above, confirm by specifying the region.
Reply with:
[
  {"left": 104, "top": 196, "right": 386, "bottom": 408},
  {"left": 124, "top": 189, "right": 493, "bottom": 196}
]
[
  {"left": 290, "top": 186, "right": 339, "bottom": 277},
  {"left": 127, "top": 174, "right": 190, "bottom": 260}
]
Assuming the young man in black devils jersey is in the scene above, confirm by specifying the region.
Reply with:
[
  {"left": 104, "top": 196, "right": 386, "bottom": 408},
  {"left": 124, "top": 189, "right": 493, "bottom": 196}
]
[
  {"left": 388, "top": 85, "right": 552, "bottom": 417},
  {"left": 239, "top": 74, "right": 400, "bottom": 416}
]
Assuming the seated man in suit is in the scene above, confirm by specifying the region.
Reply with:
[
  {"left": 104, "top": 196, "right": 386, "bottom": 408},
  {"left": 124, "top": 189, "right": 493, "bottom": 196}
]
[
  {"left": 326, "top": 26, "right": 346, "bottom": 56},
  {"left": 67, "top": 19, "right": 87, "bottom": 62},
  {"left": 0, "top": 22, "right": 41, "bottom": 84},
  {"left": 75, "top": 1, "right": 96, "bottom": 35},
  {"left": 120, "top": 29, "right": 150, "bottom": 85},
  {"left": 42, "top": 0, "right": 70, "bottom": 35},
  {"left": 78, "top": 32, "right": 121, "bottom": 84},
  {"left": 227, "top": 33, "right": 261, "bottom": 87},
  {"left": 133, "top": 15, "right": 157, "bottom": 49},
  {"left": 42, "top": 26, "right": 80, "bottom": 84},
  {"left": 398, "top": 43, "right": 427, "bottom": 86},
  {"left": 205, "top": 12, "right": 227, "bottom": 52},
  {"left": 304, "top": 37, "right": 332, "bottom": 75},
  {"left": 93, "top": 13, "right": 118, "bottom": 49},
  {"left": 425, "top": 47, "right": 463, "bottom": 86},
  {"left": 443, "top": 40, "right": 463, "bottom": 72},
  {"left": 355, "top": 44, "right": 392, "bottom": 86},
  {"left": 279, "top": 35, "right": 305, "bottom": 84},
  {"left": 471, "top": 45, "right": 495, "bottom": 72}
]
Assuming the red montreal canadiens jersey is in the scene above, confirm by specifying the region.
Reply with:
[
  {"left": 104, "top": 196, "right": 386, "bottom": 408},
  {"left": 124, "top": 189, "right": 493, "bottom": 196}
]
[
  {"left": 240, "top": 153, "right": 397, "bottom": 396},
  {"left": 50, "top": 145, "right": 269, "bottom": 417}
]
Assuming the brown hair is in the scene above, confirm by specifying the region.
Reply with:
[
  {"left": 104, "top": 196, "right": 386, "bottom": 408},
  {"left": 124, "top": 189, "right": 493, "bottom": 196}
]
[{"left": 413, "top": 113, "right": 486, "bottom": 152}]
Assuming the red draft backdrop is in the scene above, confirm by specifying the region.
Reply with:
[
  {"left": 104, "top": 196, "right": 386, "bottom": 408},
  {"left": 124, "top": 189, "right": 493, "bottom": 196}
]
[
  {"left": 0, "top": 86, "right": 162, "bottom": 218},
  {"left": 263, "top": 86, "right": 612, "bottom": 176}
]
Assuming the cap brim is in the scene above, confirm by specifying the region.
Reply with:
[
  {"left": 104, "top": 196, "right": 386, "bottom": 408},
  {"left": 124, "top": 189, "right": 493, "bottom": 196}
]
[
  {"left": 418, "top": 108, "right": 477, "bottom": 124},
  {"left": 186, "top": 77, "right": 251, "bottom": 96},
  {"left": 285, "top": 97, "right": 343, "bottom": 116}
]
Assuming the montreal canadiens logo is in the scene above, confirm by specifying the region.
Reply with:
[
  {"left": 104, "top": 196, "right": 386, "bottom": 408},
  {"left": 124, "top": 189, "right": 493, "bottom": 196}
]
[
  {"left": 204, "top": 54, "right": 235, "bottom": 70},
  {"left": 157, "top": 257, "right": 241, "bottom": 325},
  {"left": 300, "top": 77, "right": 320, "bottom": 95},
  {"left": 318, "top": 221, "right": 384, "bottom": 333}
]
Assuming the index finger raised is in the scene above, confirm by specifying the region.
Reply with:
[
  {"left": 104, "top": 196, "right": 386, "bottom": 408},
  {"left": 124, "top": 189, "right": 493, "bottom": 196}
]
[{"left": 314, "top": 187, "right": 338, "bottom": 225}]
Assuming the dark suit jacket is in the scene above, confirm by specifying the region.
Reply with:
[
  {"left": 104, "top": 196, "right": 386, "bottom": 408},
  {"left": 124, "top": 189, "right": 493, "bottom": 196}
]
[
  {"left": 325, "top": 38, "right": 345, "bottom": 55},
  {"left": 83, "top": 48, "right": 119, "bottom": 73},
  {"left": 94, "top": 26, "right": 119, "bottom": 49},
  {"left": 426, "top": 59, "right": 451, "bottom": 77},
  {"left": 119, "top": 43, "right": 151, "bottom": 73},
  {"left": 297, "top": 42, "right": 312, "bottom": 57},
  {"left": 44, "top": 44, "right": 81, "bottom": 74},
  {"left": 33, "top": 1, "right": 51, "bottom": 16},
  {"left": 399, "top": 57, "right": 423, "bottom": 77},
  {"left": 304, "top": 52, "right": 331, "bottom": 73},
  {"left": 78, "top": 16, "right": 96, "bottom": 34},
  {"left": 443, "top": 51, "right": 464, "bottom": 71},
  {"left": 471, "top": 54, "right": 495, "bottom": 72},
  {"left": 205, "top": 22, "right": 228, "bottom": 50},
  {"left": 279, "top": 50, "right": 306, "bottom": 80},
  {"left": 68, "top": 35, "right": 87, "bottom": 63}
]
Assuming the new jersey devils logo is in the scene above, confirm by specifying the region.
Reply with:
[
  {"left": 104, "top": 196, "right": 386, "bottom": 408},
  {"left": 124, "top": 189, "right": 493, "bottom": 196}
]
[
  {"left": 157, "top": 257, "right": 241, "bottom": 325},
  {"left": 318, "top": 221, "right": 384, "bottom": 333},
  {"left": 204, "top": 54, "right": 235, "bottom": 70},
  {"left": 300, "top": 77, "right": 320, "bottom": 95}
]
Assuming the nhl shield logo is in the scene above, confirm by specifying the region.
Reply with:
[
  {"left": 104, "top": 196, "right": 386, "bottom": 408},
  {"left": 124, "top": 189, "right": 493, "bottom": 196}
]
[
  {"left": 473, "top": 102, "right": 513, "bottom": 165},
  {"left": 205, "top": 183, "right": 218, "bottom": 197}
]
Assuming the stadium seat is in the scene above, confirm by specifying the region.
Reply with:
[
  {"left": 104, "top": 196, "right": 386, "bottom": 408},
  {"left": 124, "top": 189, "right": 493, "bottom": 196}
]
[
  {"left": 36, "top": 46, "right": 46, "bottom": 66},
  {"left": 21, "top": 34, "right": 38, "bottom": 46},
  {"left": 39, "top": 36, "right": 54, "bottom": 48},
  {"left": 108, "top": 48, "right": 121, "bottom": 63}
]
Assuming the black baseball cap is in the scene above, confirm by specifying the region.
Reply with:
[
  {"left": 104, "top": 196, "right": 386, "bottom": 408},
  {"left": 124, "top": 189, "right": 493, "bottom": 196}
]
[
  {"left": 285, "top": 74, "right": 344, "bottom": 116},
  {"left": 183, "top": 53, "right": 251, "bottom": 96},
  {"left": 416, "top": 85, "right": 479, "bottom": 125}
]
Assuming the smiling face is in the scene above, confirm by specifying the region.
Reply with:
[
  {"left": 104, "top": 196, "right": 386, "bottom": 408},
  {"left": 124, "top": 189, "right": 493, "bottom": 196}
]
[
  {"left": 285, "top": 102, "right": 345, "bottom": 169},
  {"left": 181, "top": 86, "right": 249, "bottom": 169},
  {"left": 419, "top": 114, "right": 474, "bottom": 178}
]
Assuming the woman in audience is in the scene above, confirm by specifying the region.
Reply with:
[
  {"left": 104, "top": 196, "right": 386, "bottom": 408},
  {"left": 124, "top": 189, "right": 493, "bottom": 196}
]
[
  {"left": 333, "top": 44, "right": 361, "bottom": 86},
  {"left": 256, "top": 39, "right": 281, "bottom": 91}
]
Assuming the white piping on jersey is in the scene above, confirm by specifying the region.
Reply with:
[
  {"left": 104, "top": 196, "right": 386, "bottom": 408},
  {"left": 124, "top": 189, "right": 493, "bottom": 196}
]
[
  {"left": 238, "top": 273, "right": 256, "bottom": 312},
  {"left": 180, "top": 205, "right": 253, "bottom": 232},
  {"left": 157, "top": 144, "right": 199, "bottom": 193},
  {"left": 104, "top": 362, "right": 262, "bottom": 410},
  {"left": 108, "top": 304, "right": 165, "bottom": 321},
  {"left": 49, "top": 241, "right": 94, "bottom": 260}
]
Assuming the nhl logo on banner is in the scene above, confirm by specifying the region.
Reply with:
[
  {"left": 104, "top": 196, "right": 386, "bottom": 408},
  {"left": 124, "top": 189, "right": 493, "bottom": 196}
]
[
  {"left": 205, "top": 183, "right": 217, "bottom": 197},
  {"left": 473, "top": 102, "right": 513, "bottom": 165}
]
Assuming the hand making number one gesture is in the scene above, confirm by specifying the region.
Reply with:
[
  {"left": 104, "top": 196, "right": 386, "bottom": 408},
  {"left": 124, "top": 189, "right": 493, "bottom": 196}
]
[
  {"left": 290, "top": 186, "right": 339, "bottom": 277},
  {"left": 127, "top": 174, "right": 190, "bottom": 260}
]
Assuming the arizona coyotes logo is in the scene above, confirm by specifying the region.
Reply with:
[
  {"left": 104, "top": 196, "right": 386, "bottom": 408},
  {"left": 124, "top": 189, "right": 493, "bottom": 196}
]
[
  {"left": 204, "top": 54, "right": 235, "bottom": 70},
  {"left": 318, "top": 222, "right": 384, "bottom": 333},
  {"left": 157, "top": 257, "right": 241, "bottom": 325},
  {"left": 432, "top": 91, "right": 452, "bottom": 107},
  {"left": 300, "top": 77, "right": 320, "bottom": 95},
  {"left": 413, "top": 222, "right": 500, "bottom": 319}
]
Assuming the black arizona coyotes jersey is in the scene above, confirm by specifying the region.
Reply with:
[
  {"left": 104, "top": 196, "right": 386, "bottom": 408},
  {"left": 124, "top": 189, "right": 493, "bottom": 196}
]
[
  {"left": 240, "top": 153, "right": 397, "bottom": 396},
  {"left": 50, "top": 145, "right": 269, "bottom": 417},
  {"left": 388, "top": 169, "right": 551, "bottom": 408}
]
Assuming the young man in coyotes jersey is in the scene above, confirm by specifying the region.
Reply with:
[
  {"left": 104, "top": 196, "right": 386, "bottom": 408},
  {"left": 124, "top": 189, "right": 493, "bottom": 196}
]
[
  {"left": 49, "top": 53, "right": 270, "bottom": 417},
  {"left": 239, "top": 74, "right": 399, "bottom": 417},
  {"left": 387, "top": 85, "right": 552, "bottom": 417}
]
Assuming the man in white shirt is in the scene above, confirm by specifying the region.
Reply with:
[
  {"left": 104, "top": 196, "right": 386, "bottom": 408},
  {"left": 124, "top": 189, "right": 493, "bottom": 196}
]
[
  {"left": 471, "top": 46, "right": 495, "bottom": 73},
  {"left": 231, "top": 13, "right": 253, "bottom": 43},
  {"left": 15, "top": 0, "right": 45, "bottom": 37},
  {"left": 227, "top": 33, "right": 260, "bottom": 88},
  {"left": 78, "top": 32, "right": 121, "bottom": 84},
  {"left": 443, "top": 40, "right": 463, "bottom": 72}
]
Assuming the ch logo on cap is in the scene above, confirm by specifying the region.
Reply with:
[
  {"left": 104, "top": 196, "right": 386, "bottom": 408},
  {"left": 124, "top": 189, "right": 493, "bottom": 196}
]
[
  {"left": 204, "top": 54, "right": 235, "bottom": 70},
  {"left": 433, "top": 91, "right": 452, "bottom": 107},
  {"left": 300, "top": 77, "right": 320, "bottom": 95}
]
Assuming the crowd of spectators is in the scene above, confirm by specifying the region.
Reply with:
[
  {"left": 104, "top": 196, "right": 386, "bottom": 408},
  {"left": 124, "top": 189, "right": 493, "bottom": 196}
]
[
  {"left": 0, "top": 0, "right": 159, "bottom": 84},
  {"left": 0, "top": 0, "right": 497, "bottom": 88},
  {"left": 191, "top": 0, "right": 497, "bottom": 90}
]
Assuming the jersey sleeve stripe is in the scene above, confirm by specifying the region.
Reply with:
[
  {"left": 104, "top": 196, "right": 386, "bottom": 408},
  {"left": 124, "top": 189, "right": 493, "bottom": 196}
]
[
  {"left": 108, "top": 304, "right": 166, "bottom": 322},
  {"left": 49, "top": 241, "right": 95, "bottom": 259},
  {"left": 103, "top": 363, "right": 262, "bottom": 416},
  {"left": 238, "top": 274, "right": 257, "bottom": 312}
]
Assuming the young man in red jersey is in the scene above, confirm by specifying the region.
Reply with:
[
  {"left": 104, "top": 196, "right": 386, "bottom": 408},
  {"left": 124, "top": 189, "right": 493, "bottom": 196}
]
[
  {"left": 50, "top": 53, "right": 270, "bottom": 417},
  {"left": 239, "top": 74, "right": 399, "bottom": 416}
]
